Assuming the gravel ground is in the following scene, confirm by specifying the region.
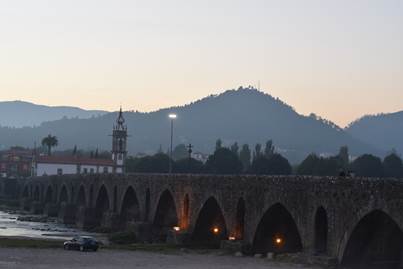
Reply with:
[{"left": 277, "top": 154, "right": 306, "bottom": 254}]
[{"left": 0, "top": 248, "right": 321, "bottom": 269}]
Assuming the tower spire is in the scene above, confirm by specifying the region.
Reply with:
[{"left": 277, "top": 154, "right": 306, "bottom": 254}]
[{"left": 112, "top": 107, "right": 128, "bottom": 174}]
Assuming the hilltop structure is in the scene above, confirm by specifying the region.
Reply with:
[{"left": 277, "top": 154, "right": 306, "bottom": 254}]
[{"left": 32, "top": 109, "right": 128, "bottom": 176}]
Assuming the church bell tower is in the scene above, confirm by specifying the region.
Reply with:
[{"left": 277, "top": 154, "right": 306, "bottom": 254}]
[{"left": 112, "top": 107, "right": 128, "bottom": 174}]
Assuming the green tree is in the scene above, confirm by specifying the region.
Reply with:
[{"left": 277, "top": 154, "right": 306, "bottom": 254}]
[
  {"left": 297, "top": 154, "right": 340, "bottom": 176},
  {"left": 351, "top": 154, "right": 383, "bottom": 177},
  {"left": 239, "top": 144, "right": 251, "bottom": 171},
  {"left": 338, "top": 146, "right": 349, "bottom": 170},
  {"left": 250, "top": 154, "right": 291, "bottom": 175},
  {"left": 254, "top": 143, "right": 262, "bottom": 160},
  {"left": 205, "top": 148, "right": 243, "bottom": 174},
  {"left": 316, "top": 157, "right": 340, "bottom": 176},
  {"left": 172, "top": 144, "right": 188, "bottom": 161},
  {"left": 230, "top": 142, "right": 239, "bottom": 155},
  {"left": 383, "top": 153, "right": 403, "bottom": 178},
  {"left": 132, "top": 153, "right": 170, "bottom": 173},
  {"left": 297, "top": 154, "right": 320, "bottom": 175},
  {"left": 72, "top": 145, "right": 77, "bottom": 156},
  {"left": 267, "top": 154, "right": 292, "bottom": 175},
  {"left": 41, "top": 134, "right": 58, "bottom": 156},
  {"left": 174, "top": 158, "right": 204, "bottom": 174},
  {"left": 264, "top": 140, "right": 275, "bottom": 158},
  {"left": 215, "top": 139, "right": 222, "bottom": 151}
]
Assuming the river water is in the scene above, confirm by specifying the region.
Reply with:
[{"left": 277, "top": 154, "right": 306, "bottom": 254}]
[{"left": 0, "top": 210, "right": 98, "bottom": 241}]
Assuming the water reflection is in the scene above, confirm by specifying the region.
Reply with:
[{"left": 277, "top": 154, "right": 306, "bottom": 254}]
[{"left": 0, "top": 211, "right": 98, "bottom": 241}]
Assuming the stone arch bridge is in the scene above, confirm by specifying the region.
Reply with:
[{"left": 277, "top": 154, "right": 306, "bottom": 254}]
[{"left": 18, "top": 174, "right": 403, "bottom": 268}]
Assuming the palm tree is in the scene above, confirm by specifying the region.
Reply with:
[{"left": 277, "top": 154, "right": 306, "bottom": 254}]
[{"left": 42, "top": 134, "right": 58, "bottom": 156}]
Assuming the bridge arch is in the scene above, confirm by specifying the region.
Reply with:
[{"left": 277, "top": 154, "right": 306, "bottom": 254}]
[
  {"left": 120, "top": 186, "right": 141, "bottom": 225},
  {"left": 76, "top": 185, "right": 86, "bottom": 207},
  {"left": 314, "top": 206, "right": 328, "bottom": 254},
  {"left": 33, "top": 185, "right": 40, "bottom": 201},
  {"left": 340, "top": 210, "right": 403, "bottom": 268},
  {"left": 22, "top": 185, "right": 29, "bottom": 198},
  {"left": 94, "top": 184, "right": 111, "bottom": 226},
  {"left": 113, "top": 186, "right": 118, "bottom": 212},
  {"left": 191, "top": 196, "right": 228, "bottom": 248},
  {"left": 182, "top": 194, "right": 190, "bottom": 229},
  {"left": 44, "top": 185, "right": 54, "bottom": 203},
  {"left": 152, "top": 189, "right": 178, "bottom": 242},
  {"left": 59, "top": 184, "right": 69, "bottom": 204},
  {"left": 144, "top": 188, "right": 150, "bottom": 221},
  {"left": 234, "top": 197, "right": 246, "bottom": 240},
  {"left": 253, "top": 203, "right": 302, "bottom": 254},
  {"left": 89, "top": 184, "right": 94, "bottom": 207}
]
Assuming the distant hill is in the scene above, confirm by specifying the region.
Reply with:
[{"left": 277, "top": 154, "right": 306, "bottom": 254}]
[
  {"left": 0, "top": 88, "right": 380, "bottom": 163},
  {"left": 346, "top": 111, "right": 403, "bottom": 155},
  {"left": 0, "top": 101, "right": 107, "bottom": 127}
]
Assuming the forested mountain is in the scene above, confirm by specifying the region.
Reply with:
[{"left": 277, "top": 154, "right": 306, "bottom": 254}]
[
  {"left": 0, "top": 101, "right": 107, "bottom": 127},
  {"left": 346, "top": 111, "right": 403, "bottom": 155},
  {"left": 0, "top": 88, "right": 379, "bottom": 163}
]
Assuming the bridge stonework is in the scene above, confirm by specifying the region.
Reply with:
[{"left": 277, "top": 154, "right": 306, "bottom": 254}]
[{"left": 17, "top": 174, "right": 403, "bottom": 266}]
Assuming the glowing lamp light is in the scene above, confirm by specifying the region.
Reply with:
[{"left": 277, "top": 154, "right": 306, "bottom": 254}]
[
  {"left": 228, "top": 236, "right": 236, "bottom": 241},
  {"left": 212, "top": 227, "right": 220, "bottom": 234},
  {"left": 169, "top": 114, "right": 177, "bottom": 119},
  {"left": 275, "top": 237, "right": 283, "bottom": 245},
  {"left": 173, "top": 226, "right": 181, "bottom": 232}
]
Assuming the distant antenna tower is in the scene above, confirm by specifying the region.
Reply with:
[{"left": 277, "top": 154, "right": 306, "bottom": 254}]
[{"left": 258, "top": 80, "right": 261, "bottom": 90}]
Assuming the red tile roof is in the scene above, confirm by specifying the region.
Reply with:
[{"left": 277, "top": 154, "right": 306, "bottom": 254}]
[{"left": 36, "top": 156, "right": 115, "bottom": 166}]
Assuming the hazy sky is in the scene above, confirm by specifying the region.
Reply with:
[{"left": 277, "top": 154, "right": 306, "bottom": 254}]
[{"left": 0, "top": 0, "right": 402, "bottom": 127}]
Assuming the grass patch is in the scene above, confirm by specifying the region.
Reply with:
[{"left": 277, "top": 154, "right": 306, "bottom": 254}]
[
  {"left": 106, "top": 243, "right": 180, "bottom": 253},
  {"left": 0, "top": 237, "right": 63, "bottom": 249},
  {"left": 0, "top": 199, "right": 20, "bottom": 210},
  {"left": 108, "top": 231, "right": 137, "bottom": 244}
]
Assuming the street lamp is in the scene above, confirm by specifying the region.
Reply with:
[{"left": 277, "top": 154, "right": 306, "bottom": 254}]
[{"left": 168, "top": 113, "right": 177, "bottom": 173}]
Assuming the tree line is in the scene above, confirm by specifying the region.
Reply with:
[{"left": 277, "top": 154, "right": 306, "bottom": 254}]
[
  {"left": 126, "top": 140, "right": 403, "bottom": 178},
  {"left": 126, "top": 139, "right": 290, "bottom": 175},
  {"left": 297, "top": 147, "right": 403, "bottom": 178}
]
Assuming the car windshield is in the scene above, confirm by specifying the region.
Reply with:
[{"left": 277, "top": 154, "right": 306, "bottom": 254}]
[{"left": 81, "top": 237, "right": 95, "bottom": 242}]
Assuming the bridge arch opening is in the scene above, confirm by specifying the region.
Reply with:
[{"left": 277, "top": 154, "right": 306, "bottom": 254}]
[
  {"left": 253, "top": 203, "right": 302, "bottom": 254},
  {"left": 22, "top": 186, "right": 29, "bottom": 198},
  {"left": 153, "top": 190, "right": 178, "bottom": 242},
  {"left": 314, "top": 207, "right": 328, "bottom": 254},
  {"left": 44, "top": 186, "right": 53, "bottom": 203},
  {"left": 89, "top": 185, "right": 94, "bottom": 207},
  {"left": 113, "top": 186, "right": 118, "bottom": 212},
  {"left": 94, "top": 185, "right": 110, "bottom": 227},
  {"left": 235, "top": 197, "right": 245, "bottom": 240},
  {"left": 70, "top": 186, "right": 75, "bottom": 203},
  {"left": 59, "top": 185, "right": 68, "bottom": 204},
  {"left": 33, "top": 186, "right": 40, "bottom": 201},
  {"left": 77, "top": 185, "right": 86, "bottom": 207},
  {"left": 182, "top": 194, "right": 190, "bottom": 229},
  {"left": 120, "top": 186, "right": 140, "bottom": 225},
  {"left": 341, "top": 210, "right": 403, "bottom": 268},
  {"left": 144, "top": 188, "right": 150, "bottom": 221},
  {"left": 191, "top": 197, "right": 227, "bottom": 248}
]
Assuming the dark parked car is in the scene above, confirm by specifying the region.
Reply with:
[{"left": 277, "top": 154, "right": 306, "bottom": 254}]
[{"left": 64, "top": 236, "right": 99, "bottom": 251}]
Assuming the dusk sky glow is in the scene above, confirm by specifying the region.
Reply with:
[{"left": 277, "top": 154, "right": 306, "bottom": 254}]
[{"left": 0, "top": 0, "right": 402, "bottom": 127}]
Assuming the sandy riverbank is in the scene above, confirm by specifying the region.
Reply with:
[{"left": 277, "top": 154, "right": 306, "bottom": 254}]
[{"left": 0, "top": 247, "right": 322, "bottom": 269}]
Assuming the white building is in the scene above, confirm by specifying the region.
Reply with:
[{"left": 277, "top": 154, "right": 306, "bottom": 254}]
[
  {"left": 32, "top": 108, "right": 128, "bottom": 176},
  {"left": 35, "top": 156, "right": 115, "bottom": 176}
]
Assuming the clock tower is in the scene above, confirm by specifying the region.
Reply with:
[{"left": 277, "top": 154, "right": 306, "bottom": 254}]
[{"left": 112, "top": 107, "right": 128, "bottom": 174}]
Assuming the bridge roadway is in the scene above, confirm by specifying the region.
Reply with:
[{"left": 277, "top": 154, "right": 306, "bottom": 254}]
[{"left": 16, "top": 174, "right": 403, "bottom": 267}]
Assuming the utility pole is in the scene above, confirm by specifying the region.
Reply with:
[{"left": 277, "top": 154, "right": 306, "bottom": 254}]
[
  {"left": 187, "top": 143, "right": 193, "bottom": 171},
  {"left": 168, "top": 114, "right": 177, "bottom": 174}
]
